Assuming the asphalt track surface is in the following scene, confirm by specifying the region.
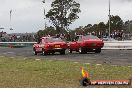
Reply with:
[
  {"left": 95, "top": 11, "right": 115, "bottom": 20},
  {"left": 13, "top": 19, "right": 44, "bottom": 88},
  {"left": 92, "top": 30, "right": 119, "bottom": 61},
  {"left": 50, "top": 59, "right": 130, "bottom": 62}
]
[{"left": 0, "top": 47, "right": 132, "bottom": 66}]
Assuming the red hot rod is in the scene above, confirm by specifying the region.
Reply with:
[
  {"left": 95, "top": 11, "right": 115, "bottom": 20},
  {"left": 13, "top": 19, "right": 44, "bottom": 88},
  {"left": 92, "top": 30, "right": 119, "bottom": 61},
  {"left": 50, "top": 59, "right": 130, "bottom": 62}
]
[
  {"left": 68, "top": 35, "right": 104, "bottom": 54},
  {"left": 33, "top": 37, "right": 68, "bottom": 55}
]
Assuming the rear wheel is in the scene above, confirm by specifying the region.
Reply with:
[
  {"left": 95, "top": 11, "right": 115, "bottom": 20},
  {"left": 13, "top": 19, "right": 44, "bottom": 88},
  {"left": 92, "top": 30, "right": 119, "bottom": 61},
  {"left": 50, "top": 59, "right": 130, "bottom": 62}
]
[
  {"left": 68, "top": 49, "right": 72, "bottom": 53},
  {"left": 95, "top": 48, "right": 101, "bottom": 53},
  {"left": 79, "top": 47, "right": 85, "bottom": 54},
  {"left": 60, "top": 50, "right": 65, "bottom": 55},
  {"left": 51, "top": 52, "right": 55, "bottom": 55},
  {"left": 33, "top": 48, "right": 37, "bottom": 55},
  {"left": 42, "top": 49, "right": 47, "bottom": 55},
  {"left": 33, "top": 51, "right": 37, "bottom": 55}
]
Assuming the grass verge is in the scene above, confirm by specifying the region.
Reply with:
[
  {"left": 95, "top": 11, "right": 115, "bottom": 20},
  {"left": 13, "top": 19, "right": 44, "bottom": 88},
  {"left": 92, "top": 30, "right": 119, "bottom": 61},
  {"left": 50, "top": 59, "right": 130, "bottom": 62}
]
[{"left": 0, "top": 56, "right": 132, "bottom": 88}]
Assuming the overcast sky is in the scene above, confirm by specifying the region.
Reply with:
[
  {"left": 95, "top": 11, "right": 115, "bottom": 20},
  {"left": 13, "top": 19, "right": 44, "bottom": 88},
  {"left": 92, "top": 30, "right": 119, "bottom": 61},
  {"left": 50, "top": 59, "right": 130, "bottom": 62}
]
[{"left": 0, "top": 0, "right": 132, "bottom": 33}]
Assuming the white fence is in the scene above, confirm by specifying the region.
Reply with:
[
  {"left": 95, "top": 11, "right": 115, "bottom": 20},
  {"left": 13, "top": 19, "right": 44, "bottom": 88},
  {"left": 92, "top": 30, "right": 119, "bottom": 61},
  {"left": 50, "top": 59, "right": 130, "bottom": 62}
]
[
  {"left": 0, "top": 42, "right": 37, "bottom": 44},
  {"left": 102, "top": 41, "right": 132, "bottom": 50},
  {"left": 0, "top": 41, "right": 132, "bottom": 50},
  {"left": 0, "top": 42, "right": 37, "bottom": 47}
]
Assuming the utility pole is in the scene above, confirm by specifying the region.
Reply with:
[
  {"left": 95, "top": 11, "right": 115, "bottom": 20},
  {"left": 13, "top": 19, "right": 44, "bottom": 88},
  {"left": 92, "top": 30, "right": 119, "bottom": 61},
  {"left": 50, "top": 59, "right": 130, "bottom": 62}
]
[
  {"left": 10, "top": 9, "right": 13, "bottom": 30},
  {"left": 42, "top": 0, "right": 47, "bottom": 29},
  {"left": 108, "top": 0, "right": 111, "bottom": 37}
]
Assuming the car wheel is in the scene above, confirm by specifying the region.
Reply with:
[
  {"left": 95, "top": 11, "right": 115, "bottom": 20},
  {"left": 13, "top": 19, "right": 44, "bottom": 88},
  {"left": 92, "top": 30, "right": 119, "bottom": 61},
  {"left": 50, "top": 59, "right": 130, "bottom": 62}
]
[
  {"left": 60, "top": 50, "right": 65, "bottom": 55},
  {"left": 68, "top": 49, "right": 72, "bottom": 53},
  {"left": 79, "top": 47, "right": 84, "bottom": 54},
  {"left": 33, "top": 48, "right": 37, "bottom": 55},
  {"left": 95, "top": 48, "right": 101, "bottom": 53},
  {"left": 33, "top": 50, "right": 37, "bottom": 55},
  {"left": 79, "top": 48, "right": 87, "bottom": 54},
  {"left": 52, "top": 52, "right": 55, "bottom": 55},
  {"left": 42, "top": 49, "right": 47, "bottom": 55}
]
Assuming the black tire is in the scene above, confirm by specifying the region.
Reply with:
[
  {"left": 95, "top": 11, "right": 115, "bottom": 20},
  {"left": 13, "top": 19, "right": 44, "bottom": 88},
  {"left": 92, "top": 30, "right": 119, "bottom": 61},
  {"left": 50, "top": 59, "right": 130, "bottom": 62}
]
[
  {"left": 68, "top": 49, "right": 72, "bottom": 53},
  {"left": 33, "top": 51, "right": 37, "bottom": 55},
  {"left": 52, "top": 52, "right": 55, "bottom": 55},
  {"left": 95, "top": 48, "right": 101, "bottom": 53},
  {"left": 79, "top": 48, "right": 82, "bottom": 54},
  {"left": 33, "top": 48, "right": 37, "bottom": 55},
  {"left": 79, "top": 47, "right": 85, "bottom": 54},
  {"left": 60, "top": 50, "right": 65, "bottom": 55},
  {"left": 83, "top": 48, "right": 87, "bottom": 54},
  {"left": 42, "top": 49, "right": 47, "bottom": 55}
]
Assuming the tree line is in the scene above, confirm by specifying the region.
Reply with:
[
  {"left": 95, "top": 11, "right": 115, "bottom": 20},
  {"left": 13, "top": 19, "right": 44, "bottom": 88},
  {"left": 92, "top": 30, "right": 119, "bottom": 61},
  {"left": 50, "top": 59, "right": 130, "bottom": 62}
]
[{"left": 37, "top": 0, "right": 132, "bottom": 40}]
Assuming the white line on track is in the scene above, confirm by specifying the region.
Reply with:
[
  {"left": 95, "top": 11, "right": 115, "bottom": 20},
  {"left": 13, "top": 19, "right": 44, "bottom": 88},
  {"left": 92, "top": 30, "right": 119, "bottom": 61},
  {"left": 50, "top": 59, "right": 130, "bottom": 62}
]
[
  {"left": 23, "top": 57, "right": 27, "bottom": 60},
  {"left": 7, "top": 52, "right": 15, "bottom": 54},
  {"left": 84, "top": 63, "right": 91, "bottom": 65},
  {"left": 0, "top": 56, "right": 5, "bottom": 57},
  {"left": 10, "top": 57, "right": 15, "bottom": 58},
  {"left": 74, "top": 62, "right": 79, "bottom": 64},
  {"left": 49, "top": 60, "right": 53, "bottom": 62},
  {"left": 96, "top": 64, "right": 102, "bottom": 66},
  {"left": 128, "top": 66, "right": 132, "bottom": 67},
  {"left": 111, "top": 65, "right": 117, "bottom": 66},
  {"left": 35, "top": 59, "right": 41, "bottom": 61}
]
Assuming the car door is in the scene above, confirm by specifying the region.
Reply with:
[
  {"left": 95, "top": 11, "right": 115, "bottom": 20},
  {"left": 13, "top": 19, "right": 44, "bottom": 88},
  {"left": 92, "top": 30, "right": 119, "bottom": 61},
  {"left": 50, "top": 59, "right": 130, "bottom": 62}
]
[{"left": 73, "top": 36, "right": 83, "bottom": 49}]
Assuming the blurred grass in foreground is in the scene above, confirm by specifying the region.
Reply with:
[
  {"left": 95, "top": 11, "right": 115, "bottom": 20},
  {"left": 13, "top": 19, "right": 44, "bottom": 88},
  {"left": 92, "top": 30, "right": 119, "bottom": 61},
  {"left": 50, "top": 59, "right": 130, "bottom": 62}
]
[{"left": 0, "top": 56, "right": 132, "bottom": 88}]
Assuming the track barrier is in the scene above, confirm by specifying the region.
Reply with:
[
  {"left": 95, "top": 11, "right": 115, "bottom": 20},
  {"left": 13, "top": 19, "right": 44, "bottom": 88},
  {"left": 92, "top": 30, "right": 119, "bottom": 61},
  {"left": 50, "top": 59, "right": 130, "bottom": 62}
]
[
  {"left": 102, "top": 41, "right": 132, "bottom": 50},
  {"left": 0, "top": 42, "right": 37, "bottom": 48},
  {"left": 0, "top": 41, "right": 132, "bottom": 49}
]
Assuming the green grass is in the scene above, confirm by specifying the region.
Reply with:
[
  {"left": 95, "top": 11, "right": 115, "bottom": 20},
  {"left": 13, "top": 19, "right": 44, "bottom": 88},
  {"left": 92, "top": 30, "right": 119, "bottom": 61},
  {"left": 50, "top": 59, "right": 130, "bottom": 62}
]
[{"left": 0, "top": 56, "right": 132, "bottom": 88}]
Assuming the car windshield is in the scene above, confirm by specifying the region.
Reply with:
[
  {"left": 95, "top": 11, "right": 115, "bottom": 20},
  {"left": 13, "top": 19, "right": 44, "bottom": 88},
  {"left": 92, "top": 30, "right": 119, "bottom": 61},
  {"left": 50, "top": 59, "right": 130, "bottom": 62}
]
[
  {"left": 83, "top": 35, "right": 99, "bottom": 40},
  {"left": 46, "top": 38, "right": 63, "bottom": 42}
]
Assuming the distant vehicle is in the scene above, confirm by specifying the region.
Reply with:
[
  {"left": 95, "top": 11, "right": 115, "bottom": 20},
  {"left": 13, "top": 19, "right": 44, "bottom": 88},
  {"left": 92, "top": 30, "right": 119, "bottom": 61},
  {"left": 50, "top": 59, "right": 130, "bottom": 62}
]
[
  {"left": 68, "top": 35, "right": 104, "bottom": 53},
  {"left": 33, "top": 37, "right": 68, "bottom": 55}
]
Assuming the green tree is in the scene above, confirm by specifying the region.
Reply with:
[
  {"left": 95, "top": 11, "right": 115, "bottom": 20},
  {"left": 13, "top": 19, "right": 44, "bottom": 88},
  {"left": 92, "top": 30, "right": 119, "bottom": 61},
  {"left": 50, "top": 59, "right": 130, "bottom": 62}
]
[
  {"left": 74, "top": 26, "right": 84, "bottom": 35},
  {"left": 92, "top": 24, "right": 98, "bottom": 32},
  {"left": 97, "top": 22, "right": 106, "bottom": 32},
  {"left": 37, "top": 26, "right": 55, "bottom": 37},
  {"left": 106, "top": 15, "right": 123, "bottom": 32},
  {"left": 124, "top": 20, "right": 132, "bottom": 33},
  {"left": 97, "top": 22, "right": 106, "bottom": 37},
  {"left": 46, "top": 0, "right": 81, "bottom": 33},
  {"left": 37, "top": 30, "right": 44, "bottom": 38},
  {"left": 84, "top": 24, "right": 93, "bottom": 33},
  {"left": 123, "top": 20, "right": 129, "bottom": 32}
]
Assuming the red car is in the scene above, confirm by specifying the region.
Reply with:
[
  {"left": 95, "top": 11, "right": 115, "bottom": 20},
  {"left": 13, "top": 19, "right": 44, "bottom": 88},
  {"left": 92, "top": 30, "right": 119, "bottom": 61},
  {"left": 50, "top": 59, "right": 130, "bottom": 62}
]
[
  {"left": 68, "top": 35, "right": 104, "bottom": 53},
  {"left": 33, "top": 37, "right": 68, "bottom": 55}
]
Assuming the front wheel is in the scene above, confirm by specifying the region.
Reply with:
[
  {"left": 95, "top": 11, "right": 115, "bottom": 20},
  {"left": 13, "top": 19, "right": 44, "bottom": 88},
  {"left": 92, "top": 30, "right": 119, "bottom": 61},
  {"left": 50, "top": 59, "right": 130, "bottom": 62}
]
[
  {"left": 60, "top": 50, "right": 65, "bottom": 55},
  {"left": 68, "top": 49, "right": 72, "bottom": 53},
  {"left": 51, "top": 52, "right": 55, "bottom": 55},
  {"left": 33, "top": 51, "right": 37, "bottom": 55},
  {"left": 42, "top": 49, "right": 47, "bottom": 55},
  {"left": 33, "top": 48, "right": 37, "bottom": 55},
  {"left": 79, "top": 48, "right": 86, "bottom": 54},
  {"left": 95, "top": 48, "right": 101, "bottom": 53}
]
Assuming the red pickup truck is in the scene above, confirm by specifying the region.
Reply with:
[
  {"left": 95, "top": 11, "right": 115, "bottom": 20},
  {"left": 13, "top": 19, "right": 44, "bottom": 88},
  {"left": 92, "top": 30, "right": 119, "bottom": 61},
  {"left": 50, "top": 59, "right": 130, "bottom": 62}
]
[
  {"left": 33, "top": 37, "right": 68, "bottom": 55},
  {"left": 68, "top": 35, "right": 104, "bottom": 54}
]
